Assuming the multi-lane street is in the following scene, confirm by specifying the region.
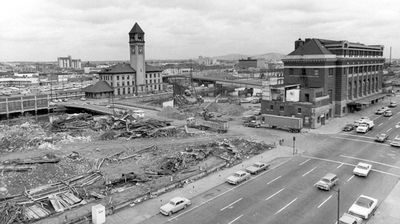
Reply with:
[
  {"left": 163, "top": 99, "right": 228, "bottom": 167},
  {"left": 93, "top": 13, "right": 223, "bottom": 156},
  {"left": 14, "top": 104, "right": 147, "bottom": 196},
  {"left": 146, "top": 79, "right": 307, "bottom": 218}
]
[{"left": 141, "top": 104, "right": 400, "bottom": 224}]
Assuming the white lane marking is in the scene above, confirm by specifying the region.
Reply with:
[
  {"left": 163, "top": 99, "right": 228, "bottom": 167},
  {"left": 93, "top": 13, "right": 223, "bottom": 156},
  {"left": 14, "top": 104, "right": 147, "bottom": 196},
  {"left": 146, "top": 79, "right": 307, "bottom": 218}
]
[
  {"left": 228, "top": 214, "right": 244, "bottom": 224},
  {"left": 267, "top": 176, "right": 282, "bottom": 185},
  {"left": 168, "top": 159, "right": 291, "bottom": 221},
  {"left": 378, "top": 123, "right": 383, "bottom": 126},
  {"left": 388, "top": 117, "right": 393, "bottom": 120},
  {"left": 336, "top": 163, "right": 343, "bottom": 169},
  {"left": 301, "top": 155, "right": 400, "bottom": 178},
  {"left": 338, "top": 133, "right": 376, "bottom": 140},
  {"left": 387, "top": 128, "right": 392, "bottom": 132},
  {"left": 317, "top": 195, "right": 333, "bottom": 208},
  {"left": 333, "top": 136, "right": 391, "bottom": 146},
  {"left": 340, "top": 154, "right": 400, "bottom": 170},
  {"left": 265, "top": 188, "right": 285, "bottom": 201},
  {"left": 299, "top": 159, "right": 311, "bottom": 166},
  {"left": 220, "top": 198, "right": 243, "bottom": 211},
  {"left": 275, "top": 198, "right": 297, "bottom": 215},
  {"left": 347, "top": 175, "right": 355, "bottom": 182},
  {"left": 302, "top": 167, "right": 317, "bottom": 177}
]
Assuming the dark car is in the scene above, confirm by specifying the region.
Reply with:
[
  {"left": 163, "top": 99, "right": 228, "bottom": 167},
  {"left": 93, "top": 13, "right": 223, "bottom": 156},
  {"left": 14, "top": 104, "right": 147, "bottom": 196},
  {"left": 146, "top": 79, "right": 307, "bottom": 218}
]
[
  {"left": 375, "top": 133, "right": 389, "bottom": 143},
  {"left": 343, "top": 124, "right": 355, "bottom": 132},
  {"left": 389, "top": 102, "right": 397, "bottom": 108}
]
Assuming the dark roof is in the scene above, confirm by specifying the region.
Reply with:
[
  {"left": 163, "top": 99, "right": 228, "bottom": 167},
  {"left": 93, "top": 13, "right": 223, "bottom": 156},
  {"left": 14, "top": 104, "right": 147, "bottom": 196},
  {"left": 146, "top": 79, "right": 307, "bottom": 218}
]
[
  {"left": 145, "top": 64, "right": 163, "bottom": 73},
  {"left": 288, "top": 39, "right": 333, "bottom": 56},
  {"left": 82, "top": 80, "right": 113, "bottom": 93},
  {"left": 129, "top": 23, "right": 144, "bottom": 34},
  {"left": 99, "top": 63, "right": 136, "bottom": 74}
]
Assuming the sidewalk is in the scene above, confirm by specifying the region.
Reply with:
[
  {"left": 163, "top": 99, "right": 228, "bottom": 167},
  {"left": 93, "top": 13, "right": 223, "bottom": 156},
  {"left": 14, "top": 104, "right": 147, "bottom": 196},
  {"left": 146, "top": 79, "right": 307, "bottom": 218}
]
[
  {"left": 105, "top": 145, "right": 294, "bottom": 224},
  {"left": 368, "top": 181, "right": 400, "bottom": 224}
]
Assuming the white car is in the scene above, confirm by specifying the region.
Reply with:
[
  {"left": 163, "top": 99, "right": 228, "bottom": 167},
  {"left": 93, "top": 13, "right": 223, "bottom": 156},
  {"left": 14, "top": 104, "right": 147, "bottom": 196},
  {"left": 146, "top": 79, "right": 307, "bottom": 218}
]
[
  {"left": 353, "top": 162, "right": 372, "bottom": 177},
  {"left": 390, "top": 136, "right": 400, "bottom": 147},
  {"left": 245, "top": 162, "right": 269, "bottom": 174},
  {"left": 226, "top": 171, "right": 251, "bottom": 185},
  {"left": 160, "top": 197, "right": 191, "bottom": 216},
  {"left": 339, "top": 213, "right": 362, "bottom": 224},
  {"left": 356, "top": 123, "right": 369, "bottom": 133},
  {"left": 348, "top": 195, "right": 378, "bottom": 219}
]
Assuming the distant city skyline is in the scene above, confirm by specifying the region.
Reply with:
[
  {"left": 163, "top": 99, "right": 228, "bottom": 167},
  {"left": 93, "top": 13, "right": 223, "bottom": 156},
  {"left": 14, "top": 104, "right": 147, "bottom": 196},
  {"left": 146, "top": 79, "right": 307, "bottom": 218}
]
[{"left": 0, "top": 0, "right": 399, "bottom": 62}]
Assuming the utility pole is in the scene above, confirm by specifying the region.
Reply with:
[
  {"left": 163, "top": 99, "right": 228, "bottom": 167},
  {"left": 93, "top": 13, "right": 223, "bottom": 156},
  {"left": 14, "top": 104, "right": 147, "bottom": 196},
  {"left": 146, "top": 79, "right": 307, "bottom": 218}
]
[
  {"left": 337, "top": 188, "right": 340, "bottom": 224},
  {"left": 292, "top": 136, "right": 296, "bottom": 155}
]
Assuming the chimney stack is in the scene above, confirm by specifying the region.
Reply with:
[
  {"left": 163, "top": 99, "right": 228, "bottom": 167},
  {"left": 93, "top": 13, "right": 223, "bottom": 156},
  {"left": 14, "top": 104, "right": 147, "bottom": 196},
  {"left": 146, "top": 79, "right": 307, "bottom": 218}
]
[{"left": 295, "top": 38, "right": 304, "bottom": 50}]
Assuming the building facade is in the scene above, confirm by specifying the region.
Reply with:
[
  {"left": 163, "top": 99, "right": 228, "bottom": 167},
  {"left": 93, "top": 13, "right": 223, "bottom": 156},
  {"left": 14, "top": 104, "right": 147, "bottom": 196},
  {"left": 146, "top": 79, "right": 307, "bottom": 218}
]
[
  {"left": 57, "top": 56, "right": 82, "bottom": 69},
  {"left": 98, "top": 23, "right": 163, "bottom": 96},
  {"left": 261, "top": 38, "right": 385, "bottom": 128}
]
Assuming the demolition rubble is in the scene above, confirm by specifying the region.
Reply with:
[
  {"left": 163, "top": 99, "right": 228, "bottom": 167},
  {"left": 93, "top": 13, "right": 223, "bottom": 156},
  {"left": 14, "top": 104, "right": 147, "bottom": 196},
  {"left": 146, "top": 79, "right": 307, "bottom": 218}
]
[{"left": 0, "top": 104, "right": 272, "bottom": 223}]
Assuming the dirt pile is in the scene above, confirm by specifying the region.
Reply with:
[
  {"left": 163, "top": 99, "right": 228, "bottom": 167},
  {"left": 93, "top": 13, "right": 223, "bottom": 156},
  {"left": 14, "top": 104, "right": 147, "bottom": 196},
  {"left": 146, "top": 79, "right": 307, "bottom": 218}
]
[
  {"left": 206, "top": 102, "right": 247, "bottom": 116},
  {"left": 157, "top": 106, "right": 186, "bottom": 120}
]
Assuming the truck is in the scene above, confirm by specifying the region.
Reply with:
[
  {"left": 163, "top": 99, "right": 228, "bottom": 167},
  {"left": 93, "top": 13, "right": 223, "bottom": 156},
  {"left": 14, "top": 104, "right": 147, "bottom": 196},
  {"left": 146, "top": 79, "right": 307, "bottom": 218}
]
[
  {"left": 186, "top": 117, "right": 228, "bottom": 133},
  {"left": 355, "top": 120, "right": 374, "bottom": 133},
  {"left": 258, "top": 114, "right": 303, "bottom": 133}
]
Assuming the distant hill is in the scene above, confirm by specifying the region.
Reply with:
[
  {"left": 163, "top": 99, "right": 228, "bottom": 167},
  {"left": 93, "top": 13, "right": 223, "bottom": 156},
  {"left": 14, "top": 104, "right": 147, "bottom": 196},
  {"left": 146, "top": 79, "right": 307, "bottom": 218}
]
[{"left": 212, "top": 52, "right": 285, "bottom": 61}]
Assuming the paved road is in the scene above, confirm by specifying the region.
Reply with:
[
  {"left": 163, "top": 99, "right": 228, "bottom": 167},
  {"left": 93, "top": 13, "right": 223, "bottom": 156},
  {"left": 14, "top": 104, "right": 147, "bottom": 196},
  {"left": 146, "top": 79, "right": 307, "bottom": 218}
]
[{"left": 141, "top": 112, "right": 400, "bottom": 224}]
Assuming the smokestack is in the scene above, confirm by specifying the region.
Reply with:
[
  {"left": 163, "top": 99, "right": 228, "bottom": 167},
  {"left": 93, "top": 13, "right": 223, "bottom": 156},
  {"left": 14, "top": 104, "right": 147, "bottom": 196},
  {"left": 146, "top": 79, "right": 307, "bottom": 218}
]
[
  {"left": 295, "top": 38, "right": 304, "bottom": 50},
  {"left": 390, "top": 46, "right": 392, "bottom": 66}
]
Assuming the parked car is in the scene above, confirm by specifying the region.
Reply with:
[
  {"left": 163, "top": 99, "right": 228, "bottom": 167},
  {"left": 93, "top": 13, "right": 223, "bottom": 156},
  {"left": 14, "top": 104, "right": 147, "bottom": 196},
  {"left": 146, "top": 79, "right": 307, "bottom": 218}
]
[
  {"left": 245, "top": 162, "right": 269, "bottom": 174},
  {"left": 390, "top": 136, "right": 400, "bottom": 147},
  {"left": 339, "top": 213, "right": 362, "bottom": 224},
  {"left": 375, "top": 133, "right": 389, "bottom": 143},
  {"left": 314, "top": 173, "right": 338, "bottom": 191},
  {"left": 80, "top": 97, "right": 87, "bottom": 101},
  {"left": 348, "top": 195, "right": 378, "bottom": 219},
  {"left": 389, "top": 102, "right": 397, "bottom": 108},
  {"left": 343, "top": 124, "right": 355, "bottom": 132},
  {"left": 353, "top": 162, "right": 372, "bottom": 177},
  {"left": 160, "top": 197, "right": 191, "bottom": 216},
  {"left": 384, "top": 110, "right": 393, "bottom": 117},
  {"left": 243, "top": 120, "right": 261, "bottom": 128},
  {"left": 375, "top": 107, "right": 389, "bottom": 115},
  {"left": 226, "top": 170, "right": 251, "bottom": 185}
]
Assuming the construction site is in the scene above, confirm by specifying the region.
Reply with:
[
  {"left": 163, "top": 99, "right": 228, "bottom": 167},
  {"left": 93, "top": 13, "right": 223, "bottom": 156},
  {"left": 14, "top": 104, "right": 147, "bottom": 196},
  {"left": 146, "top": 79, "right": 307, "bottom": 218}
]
[{"left": 0, "top": 76, "right": 276, "bottom": 224}]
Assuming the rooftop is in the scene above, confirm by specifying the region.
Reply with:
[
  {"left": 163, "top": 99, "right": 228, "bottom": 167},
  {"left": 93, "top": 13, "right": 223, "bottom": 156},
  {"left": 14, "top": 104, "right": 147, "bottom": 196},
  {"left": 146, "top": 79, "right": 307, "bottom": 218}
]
[
  {"left": 99, "top": 63, "right": 136, "bottom": 74},
  {"left": 82, "top": 80, "right": 113, "bottom": 93},
  {"left": 129, "top": 22, "right": 144, "bottom": 34}
]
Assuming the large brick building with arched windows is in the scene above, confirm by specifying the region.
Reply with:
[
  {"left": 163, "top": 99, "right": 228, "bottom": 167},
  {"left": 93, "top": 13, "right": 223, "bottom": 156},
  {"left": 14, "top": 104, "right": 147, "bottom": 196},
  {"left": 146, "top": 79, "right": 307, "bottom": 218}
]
[{"left": 261, "top": 38, "right": 385, "bottom": 128}]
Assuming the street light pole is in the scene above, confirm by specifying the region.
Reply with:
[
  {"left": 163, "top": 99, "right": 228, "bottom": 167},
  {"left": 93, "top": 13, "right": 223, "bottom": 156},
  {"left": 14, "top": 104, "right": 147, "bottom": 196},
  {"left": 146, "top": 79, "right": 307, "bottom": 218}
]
[
  {"left": 292, "top": 136, "right": 296, "bottom": 155},
  {"left": 337, "top": 188, "right": 340, "bottom": 224}
]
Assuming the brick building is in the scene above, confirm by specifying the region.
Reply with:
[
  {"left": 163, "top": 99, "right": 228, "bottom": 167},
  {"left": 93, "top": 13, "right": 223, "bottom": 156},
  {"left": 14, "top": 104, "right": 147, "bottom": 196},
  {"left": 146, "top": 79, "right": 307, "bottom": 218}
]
[
  {"left": 261, "top": 38, "right": 385, "bottom": 128},
  {"left": 98, "top": 23, "right": 164, "bottom": 96}
]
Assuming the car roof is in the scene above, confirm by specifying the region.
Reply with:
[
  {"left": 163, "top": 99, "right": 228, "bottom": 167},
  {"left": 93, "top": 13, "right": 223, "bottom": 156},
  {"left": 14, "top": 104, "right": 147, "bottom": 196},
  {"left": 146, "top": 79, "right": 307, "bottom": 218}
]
[
  {"left": 357, "top": 162, "right": 371, "bottom": 167},
  {"left": 323, "top": 173, "right": 337, "bottom": 179},
  {"left": 170, "top": 197, "right": 186, "bottom": 203},
  {"left": 357, "top": 194, "right": 376, "bottom": 203},
  {"left": 236, "top": 170, "right": 247, "bottom": 175},
  {"left": 254, "top": 162, "right": 265, "bottom": 166}
]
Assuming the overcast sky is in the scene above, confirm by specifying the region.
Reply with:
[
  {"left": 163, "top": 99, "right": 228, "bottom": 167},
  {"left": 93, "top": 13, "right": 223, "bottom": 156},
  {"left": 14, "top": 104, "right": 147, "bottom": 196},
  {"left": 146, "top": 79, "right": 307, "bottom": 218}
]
[{"left": 0, "top": 0, "right": 399, "bottom": 62}]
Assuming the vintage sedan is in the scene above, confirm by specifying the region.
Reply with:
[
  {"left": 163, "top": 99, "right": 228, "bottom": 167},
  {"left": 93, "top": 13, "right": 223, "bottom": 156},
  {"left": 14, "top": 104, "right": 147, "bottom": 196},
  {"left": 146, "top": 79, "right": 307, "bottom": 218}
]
[
  {"left": 160, "top": 197, "right": 191, "bottom": 216},
  {"left": 348, "top": 195, "right": 378, "bottom": 219},
  {"left": 343, "top": 124, "right": 355, "bottom": 132},
  {"left": 353, "top": 162, "right": 372, "bottom": 177},
  {"left": 389, "top": 102, "right": 397, "bottom": 108},
  {"left": 245, "top": 162, "right": 269, "bottom": 174},
  {"left": 226, "top": 170, "right": 251, "bottom": 185},
  {"left": 390, "top": 136, "right": 400, "bottom": 147},
  {"left": 375, "top": 133, "right": 389, "bottom": 143}
]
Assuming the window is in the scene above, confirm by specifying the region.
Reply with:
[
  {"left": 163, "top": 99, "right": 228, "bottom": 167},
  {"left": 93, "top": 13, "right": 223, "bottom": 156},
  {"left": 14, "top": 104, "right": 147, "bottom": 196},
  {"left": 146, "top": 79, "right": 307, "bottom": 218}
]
[
  {"left": 122, "top": 76, "right": 125, "bottom": 80},
  {"left": 297, "top": 108, "right": 302, "bottom": 114},
  {"left": 146, "top": 74, "right": 148, "bottom": 78},
  {"left": 280, "top": 106, "right": 284, "bottom": 111},
  {"left": 313, "top": 69, "right": 319, "bottom": 76},
  {"left": 289, "top": 68, "right": 294, "bottom": 75},
  {"left": 117, "top": 75, "right": 119, "bottom": 80},
  {"left": 270, "top": 105, "right": 273, "bottom": 110},
  {"left": 149, "top": 74, "right": 152, "bottom": 78},
  {"left": 328, "top": 68, "right": 334, "bottom": 76},
  {"left": 301, "top": 68, "right": 306, "bottom": 76}
]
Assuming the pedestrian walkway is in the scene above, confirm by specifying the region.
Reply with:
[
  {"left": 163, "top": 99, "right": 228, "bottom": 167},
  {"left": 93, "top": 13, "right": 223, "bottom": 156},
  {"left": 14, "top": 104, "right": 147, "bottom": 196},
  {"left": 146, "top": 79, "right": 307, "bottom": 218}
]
[
  {"left": 105, "top": 145, "right": 294, "bottom": 224},
  {"left": 368, "top": 181, "right": 400, "bottom": 224}
]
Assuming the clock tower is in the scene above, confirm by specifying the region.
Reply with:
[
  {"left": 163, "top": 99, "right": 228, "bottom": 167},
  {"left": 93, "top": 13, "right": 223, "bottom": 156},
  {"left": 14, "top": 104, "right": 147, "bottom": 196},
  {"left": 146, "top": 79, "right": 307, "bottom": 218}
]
[{"left": 129, "top": 22, "right": 145, "bottom": 91}]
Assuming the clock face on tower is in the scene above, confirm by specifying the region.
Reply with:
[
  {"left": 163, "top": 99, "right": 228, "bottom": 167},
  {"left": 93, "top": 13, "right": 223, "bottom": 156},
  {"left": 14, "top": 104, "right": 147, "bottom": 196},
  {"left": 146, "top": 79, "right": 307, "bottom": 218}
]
[{"left": 131, "top": 47, "right": 135, "bottom": 54}]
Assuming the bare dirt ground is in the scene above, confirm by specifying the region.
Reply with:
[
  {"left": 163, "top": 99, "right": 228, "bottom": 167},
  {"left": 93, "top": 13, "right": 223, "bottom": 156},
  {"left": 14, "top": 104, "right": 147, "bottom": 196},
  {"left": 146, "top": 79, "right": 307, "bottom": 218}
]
[{"left": 0, "top": 101, "right": 278, "bottom": 223}]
